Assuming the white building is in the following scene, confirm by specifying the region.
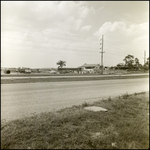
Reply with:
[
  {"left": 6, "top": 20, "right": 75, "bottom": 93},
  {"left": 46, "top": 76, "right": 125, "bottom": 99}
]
[{"left": 78, "top": 63, "right": 101, "bottom": 74}]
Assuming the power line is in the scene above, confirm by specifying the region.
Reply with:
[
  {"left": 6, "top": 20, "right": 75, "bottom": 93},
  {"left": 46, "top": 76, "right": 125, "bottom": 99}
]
[
  {"left": 2, "top": 12, "right": 74, "bottom": 31},
  {"left": 1, "top": 27, "right": 99, "bottom": 45},
  {"left": 2, "top": 34, "right": 144, "bottom": 58},
  {"left": 2, "top": 23, "right": 147, "bottom": 57},
  {"left": 2, "top": 43, "right": 130, "bottom": 58},
  {"left": 1, "top": 34, "right": 145, "bottom": 61},
  {"left": 1, "top": 36, "right": 99, "bottom": 50},
  {"left": 2, "top": 38, "right": 144, "bottom": 60},
  {"left": 1, "top": 21, "right": 98, "bottom": 41},
  {"left": 1, "top": 43, "right": 99, "bottom": 53},
  {"left": 2, "top": 12, "right": 101, "bottom": 41},
  {"left": 1, "top": 43, "right": 99, "bottom": 54},
  {"left": 1, "top": 47, "right": 99, "bottom": 57},
  {"left": 2, "top": 23, "right": 146, "bottom": 61}
]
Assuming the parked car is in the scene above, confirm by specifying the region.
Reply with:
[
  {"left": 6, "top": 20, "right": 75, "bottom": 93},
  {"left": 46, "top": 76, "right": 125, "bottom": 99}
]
[{"left": 49, "top": 70, "right": 57, "bottom": 74}]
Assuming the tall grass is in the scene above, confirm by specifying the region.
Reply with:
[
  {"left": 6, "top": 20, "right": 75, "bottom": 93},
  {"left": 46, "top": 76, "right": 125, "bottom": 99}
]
[
  {"left": 122, "top": 92, "right": 129, "bottom": 99},
  {"left": 1, "top": 92, "right": 149, "bottom": 149}
]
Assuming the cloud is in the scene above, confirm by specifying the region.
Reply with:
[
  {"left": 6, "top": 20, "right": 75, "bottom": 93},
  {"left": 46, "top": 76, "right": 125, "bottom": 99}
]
[
  {"left": 2, "top": 1, "right": 95, "bottom": 31},
  {"left": 1, "top": 1, "right": 96, "bottom": 57},
  {"left": 93, "top": 21, "right": 149, "bottom": 64},
  {"left": 94, "top": 21, "right": 148, "bottom": 41},
  {"left": 81, "top": 25, "right": 92, "bottom": 31}
]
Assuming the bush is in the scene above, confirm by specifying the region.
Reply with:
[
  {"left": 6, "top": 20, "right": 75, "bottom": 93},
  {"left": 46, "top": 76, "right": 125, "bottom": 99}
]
[
  {"left": 122, "top": 93, "right": 129, "bottom": 99},
  {"left": 82, "top": 102, "right": 90, "bottom": 107},
  {"left": 4, "top": 70, "right": 11, "bottom": 74},
  {"left": 108, "top": 97, "right": 112, "bottom": 101}
]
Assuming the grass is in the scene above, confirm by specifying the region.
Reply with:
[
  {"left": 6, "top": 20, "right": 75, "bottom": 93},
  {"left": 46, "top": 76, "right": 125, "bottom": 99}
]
[
  {"left": 1, "top": 74, "right": 149, "bottom": 84},
  {"left": 1, "top": 92, "right": 149, "bottom": 149},
  {"left": 122, "top": 92, "right": 129, "bottom": 99}
]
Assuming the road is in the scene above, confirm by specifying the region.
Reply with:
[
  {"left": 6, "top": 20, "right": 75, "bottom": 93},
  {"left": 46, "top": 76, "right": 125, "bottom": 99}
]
[
  {"left": 1, "top": 73, "right": 149, "bottom": 79},
  {"left": 1, "top": 78, "right": 149, "bottom": 121}
]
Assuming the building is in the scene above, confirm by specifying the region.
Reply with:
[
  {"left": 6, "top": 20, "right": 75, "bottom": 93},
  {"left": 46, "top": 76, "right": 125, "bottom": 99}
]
[
  {"left": 78, "top": 63, "right": 101, "bottom": 74},
  {"left": 57, "top": 64, "right": 102, "bottom": 74},
  {"left": 58, "top": 68, "right": 81, "bottom": 73}
]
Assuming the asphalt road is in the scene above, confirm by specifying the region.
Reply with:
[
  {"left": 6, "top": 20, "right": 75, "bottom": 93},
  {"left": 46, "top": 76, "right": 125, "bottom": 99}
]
[
  {"left": 1, "top": 78, "right": 149, "bottom": 121},
  {"left": 1, "top": 73, "right": 149, "bottom": 79}
]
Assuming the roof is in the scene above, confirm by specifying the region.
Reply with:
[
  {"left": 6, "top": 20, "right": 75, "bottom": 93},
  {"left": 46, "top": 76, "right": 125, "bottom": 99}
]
[{"left": 78, "top": 64, "right": 100, "bottom": 68}]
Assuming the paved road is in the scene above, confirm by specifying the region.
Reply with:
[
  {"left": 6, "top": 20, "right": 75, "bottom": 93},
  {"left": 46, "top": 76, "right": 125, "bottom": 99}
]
[
  {"left": 1, "top": 78, "right": 149, "bottom": 121},
  {"left": 1, "top": 73, "right": 149, "bottom": 79}
]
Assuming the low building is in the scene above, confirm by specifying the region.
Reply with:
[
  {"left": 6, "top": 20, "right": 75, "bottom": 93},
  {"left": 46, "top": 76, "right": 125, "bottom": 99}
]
[
  {"left": 17, "top": 67, "right": 32, "bottom": 74},
  {"left": 58, "top": 68, "right": 81, "bottom": 73},
  {"left": 78, "top": 63, "right": 101, "bottom": 74},
  {"left": 31, "top": 68, "right": 41, "bottom": 73}
]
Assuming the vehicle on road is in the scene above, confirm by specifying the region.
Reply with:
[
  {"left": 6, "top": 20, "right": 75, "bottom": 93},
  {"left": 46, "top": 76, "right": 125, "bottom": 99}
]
[
  {"left": 49, "top": 70, "right": 57, "bottom": 74},
  {"left": 16, "top": 67, "right": 31, "bottom": 74}
]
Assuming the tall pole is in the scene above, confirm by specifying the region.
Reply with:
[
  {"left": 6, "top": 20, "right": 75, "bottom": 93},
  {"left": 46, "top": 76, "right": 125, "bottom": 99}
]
[
  {"left": 100, "top": 35, "right": 105, "bottom": 74},
  {"left": 144, "top": 50, "right": 146, "bottom": 65}
]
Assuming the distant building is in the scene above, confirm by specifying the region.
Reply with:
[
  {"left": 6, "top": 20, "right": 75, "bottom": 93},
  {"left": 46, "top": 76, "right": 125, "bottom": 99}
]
[
  {"left": 17, "top": 67, "right": 32, "bottom": 74},
  {"left": 31, "top": 68, "right": 41, "bottom": 73},
  {"left": 79, "top": 63, "right": 100, "bottom": 69},
  {"left": 58, "top": 67, "right": 81, "bottom": 73},
  {"left": 78, "top": 63, "right": 101, "bottom": 74}
]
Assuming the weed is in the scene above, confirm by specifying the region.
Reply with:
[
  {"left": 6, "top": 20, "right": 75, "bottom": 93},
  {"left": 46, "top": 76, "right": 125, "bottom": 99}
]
[
  {"left": 140, "top": 91, "right": 146, "bottom": 94},
  {"left": 108, "top": 97, "right": 112, "bottom": 101},
  {"left": 82, "top": 101, "right": 90, "bottom": 107},
  {"left": 122, "top": 92, "right": 129, "bottom": 99}
]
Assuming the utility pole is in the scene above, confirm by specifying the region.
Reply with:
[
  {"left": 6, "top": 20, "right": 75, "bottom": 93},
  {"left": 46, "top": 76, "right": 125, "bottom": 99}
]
[
  {"left": 100, "top": 35, "right": 105, "bottom": 74},
  {"left": 144, "top": 50, "right": 146, "bottom": 65}
]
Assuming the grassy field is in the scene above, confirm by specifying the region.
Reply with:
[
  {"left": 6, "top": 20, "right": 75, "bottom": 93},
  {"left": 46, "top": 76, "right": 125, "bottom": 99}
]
[
  {"left": 1, "top": 74, "right": 149, "bottom": 84},
  {"left": 1, "top": 92, "right": 149, "bottom": 149}
]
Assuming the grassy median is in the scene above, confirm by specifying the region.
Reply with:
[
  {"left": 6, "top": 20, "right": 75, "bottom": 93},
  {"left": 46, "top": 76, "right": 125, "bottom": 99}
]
[
  {"left": 1, "top": 74, "right": 149, "bottom": 84},
  {"left": 1, "top": 92, "right": 149, "bottom": 149}
]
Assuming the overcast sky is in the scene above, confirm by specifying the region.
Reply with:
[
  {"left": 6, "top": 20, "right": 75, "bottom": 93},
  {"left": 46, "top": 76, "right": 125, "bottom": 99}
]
[{"left": 1, "top": 1, "right": 149, "bottom": 68}]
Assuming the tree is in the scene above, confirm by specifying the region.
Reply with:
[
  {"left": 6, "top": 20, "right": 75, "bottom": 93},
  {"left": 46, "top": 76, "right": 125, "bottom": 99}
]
[
  {"left": 145, "top": 57, "right": 149, "bottom": 66},
  {"left": 143, "top": 57, "right": 149, "bottom": 71},
  {"left": 134, "top": 57, "right": 142, "bottom": 70},
  {"left": 4, "top": 69, "right": 10, "bottom": 74},
  {"left": 123, "top": 54, "right": 134, "bottom": 69},
  {"left": 56, "top": 60, "right": 66, "bottom": 68},
  {"left": 134, "top": 58, "right": 140, "bottom": 67}
]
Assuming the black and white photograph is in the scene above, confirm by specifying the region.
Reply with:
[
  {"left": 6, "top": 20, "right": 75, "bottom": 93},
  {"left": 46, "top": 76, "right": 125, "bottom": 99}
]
[{"left": 1, "top": 1, "right": 149, "bottom": 149}]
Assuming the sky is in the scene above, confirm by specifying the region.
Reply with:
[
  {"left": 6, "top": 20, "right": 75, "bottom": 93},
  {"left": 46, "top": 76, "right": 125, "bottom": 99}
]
[{"left": 1, "top": 1, "right": 149, "bottom": 68}]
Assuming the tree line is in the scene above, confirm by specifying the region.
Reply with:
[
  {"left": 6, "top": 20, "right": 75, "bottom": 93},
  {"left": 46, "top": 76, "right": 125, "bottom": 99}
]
[
  {"left": 56, "top": 54, "right": 149, "bottom": 71},
  {"left": 122, "top": 54, "right": 149, "bottom": 71}
]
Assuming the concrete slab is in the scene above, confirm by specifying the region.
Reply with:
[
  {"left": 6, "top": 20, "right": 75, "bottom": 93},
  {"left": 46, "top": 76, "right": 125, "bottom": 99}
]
[
  {"left": 91, "top": 132, "right": 104, "bottom": 139},
  {"left": 84, "top": 106, "right": 108, "bottom": 112}
]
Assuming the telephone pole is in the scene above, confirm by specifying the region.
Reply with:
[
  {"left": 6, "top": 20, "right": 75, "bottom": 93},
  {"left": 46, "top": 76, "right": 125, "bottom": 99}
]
[
  {"left": 100, "top": 35, "right": 105, "bottom": 74},
  {"left": 144, "top": 50, "right": 146, "bottom": 65}
]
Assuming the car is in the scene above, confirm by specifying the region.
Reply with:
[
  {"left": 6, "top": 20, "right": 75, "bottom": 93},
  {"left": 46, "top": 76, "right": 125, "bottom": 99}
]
[{"left": 49, "top": 70, "right": 57, "bottom": 74}]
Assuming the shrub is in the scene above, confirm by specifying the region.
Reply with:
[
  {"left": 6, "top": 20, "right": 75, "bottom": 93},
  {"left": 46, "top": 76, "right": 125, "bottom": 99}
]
[
  {"left": 108, "top": 97, "right": 112, "bottom": 101},
  {"left": 122, "top": 93, "right": 129, "bottom": 99},
  {"left": 4, "top": 70, "right": 11, "bottom": 74},
  {"left": 82, "top": 102, "right": 90, "bottom": 107}
]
